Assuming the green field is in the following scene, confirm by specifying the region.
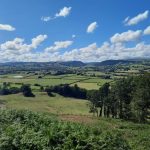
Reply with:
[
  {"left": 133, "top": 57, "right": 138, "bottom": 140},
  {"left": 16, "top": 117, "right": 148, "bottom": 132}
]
[
  {"left": 0, "top": 73, "right": 111, "bottom": 90},
  {"left": 72, "top": 82, "right": 100, "bottom": 90},
  {"left": 0, "top": 92, "right": 90, "bottom": 115},
  {"left": 0, "top": 77, "right": 78, "bottom": 86}
]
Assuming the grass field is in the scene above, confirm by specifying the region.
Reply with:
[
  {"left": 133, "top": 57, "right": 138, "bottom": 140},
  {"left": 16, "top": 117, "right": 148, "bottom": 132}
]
[
  {"left": 72, "top": 82, "right": 100, "bottom": 90},
  {"left": 0, "top": 78, "right": 79, "bottom": 86},
  {"left": 0, "top": 92, "right": 90, "bottom": 115},
  {"left": 0, "top": 73, "right": 112, "bottom": 90}
]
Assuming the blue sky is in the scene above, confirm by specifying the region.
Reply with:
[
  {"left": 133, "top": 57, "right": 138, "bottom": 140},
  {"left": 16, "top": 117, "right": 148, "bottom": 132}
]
[{"left": 0, "top": 0, "right": 150, "bottom": 62}]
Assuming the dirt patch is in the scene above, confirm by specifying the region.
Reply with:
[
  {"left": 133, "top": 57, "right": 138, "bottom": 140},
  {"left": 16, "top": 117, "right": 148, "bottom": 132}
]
[{"left": 60, "top": 114, "right": 97, "bottom": 124}]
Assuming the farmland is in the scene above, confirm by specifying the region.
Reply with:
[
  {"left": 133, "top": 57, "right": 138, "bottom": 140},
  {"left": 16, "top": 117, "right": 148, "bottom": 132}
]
[
  {"left": 0, "top": 61, "right": 150, "bottom": 150},
  {"left": 0, "top": 92, "right": 90, "bottom": 115},
  {"left": 0, "top": 73, "right": 112, "bottom": 90}
]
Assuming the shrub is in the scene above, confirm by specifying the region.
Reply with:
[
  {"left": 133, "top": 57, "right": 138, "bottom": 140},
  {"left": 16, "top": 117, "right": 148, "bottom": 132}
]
[
  {"left": 0, "top": 109, "right": 131, "bottom": 150},
  {"left": 21, "top": 85, "right": 35, "bottom": 97}
]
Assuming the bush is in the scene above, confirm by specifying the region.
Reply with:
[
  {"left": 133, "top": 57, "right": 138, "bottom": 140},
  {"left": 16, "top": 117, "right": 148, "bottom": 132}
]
[
  {"left": 21, "top": 85, "right": 35, "bottom": 97},
  {"left": 0, "top": 109, "right": 131, "bottom": 150}
]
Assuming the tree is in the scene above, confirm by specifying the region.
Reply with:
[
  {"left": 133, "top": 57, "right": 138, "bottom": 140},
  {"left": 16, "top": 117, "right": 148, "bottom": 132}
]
[
  {"left": 99, "top": 83, "right": 110, "bottom": 117},
  {"left": 114, "top": 78, "right": 133, "bottom": 120},
  {"left": 21, "top": 85, "right": 35, "bottom": 97},
  {"left": 87, "top": 90, "right": 99, "bottom": 116},
  {"left": 132, "top": 88, "right": 150, "bottom": 123},
  {"left": 40, "top": 86, "right": 44, "bottom": 92},
  {"left": 87, "top": 73, "right": 150, "bottom": 123},
  {"left": 0, "top": 87, "right": 10, "bottom": 95},
  {"left": 132, "top": 74, "right": 150, "bottom": 123}
]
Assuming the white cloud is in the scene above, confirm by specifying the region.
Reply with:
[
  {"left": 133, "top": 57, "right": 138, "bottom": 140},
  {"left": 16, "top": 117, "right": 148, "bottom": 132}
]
[
  {"left": 41, "top": 16, "right": 51, "bottom": 22},
  {"left": 31, "top": 35, "right": 48, "bottom": 49},
  {"left": 144, "top": 26, "right": 150, "bottom": 35},
  {"left": 110, "top": 30, "right": 142, "bottom": 43},
  {"left": 45, "top": 40, "right": 73, "bottom": 52},
  {"left": 41, "top": 7, "right": 72, "bottom": 22},
  {"left": 0, "top": 24, "right": 15, "bottom": 31},
  {"left": 56, "top": 42, "right": 150, "bottom": 62},
  {"left": 1, "top": 40, "right": 150, "bottom": 62},
  {"left": 87, "top": 22, "right": 98, "bottom": 33},
  {"left": 0, "top": 35, "right": 47, "bottom": 55},
  {"left": 124, "top": 10, "right": 149, "bottom": 26},
  {"left": 55, "top": 7, "right": 72, "bottom": 18},
  {"left": 1, "top": 30, "right": 150, "bottom": 62}
]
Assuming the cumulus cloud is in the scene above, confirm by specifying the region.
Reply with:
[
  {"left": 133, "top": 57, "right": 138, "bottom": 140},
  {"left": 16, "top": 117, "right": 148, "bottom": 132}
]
[
  {"left": 87, "top": 22, "right": 98, "bottom": 33},
  {"left": 1, "top": 40, "right": 150, "bottom": 62},
  {"left": 56, "top": 42, "right": 150, "bottom": 62},
  {"left": 41, "top": 7, "right": 71, "bottom": 21},
  {"left": 144, "top": 26, "right": 150, "bottom": 35},
  {"left": 31, "top": 35, "right": 48, "bottom": 49},
  {"left": 1, "top": 29, "right": 150, "bottom": 62},
  {"left": 56, "top": 7, "right": 72, "bottom": 18},
  {"left": 0, "top": 24, "right": 15, "bottom": 31},
  {"left": 45, "top": 40, "right": 73, "bottom": 52},
  {"left": 110, "top": 30, "right": 142, "bottom": 43},
  {"left": 124, "top": 10, "right": 149, "bottom": 26},
  {"left": 0, "top": 35, "right": 47, "bottom": 55}
]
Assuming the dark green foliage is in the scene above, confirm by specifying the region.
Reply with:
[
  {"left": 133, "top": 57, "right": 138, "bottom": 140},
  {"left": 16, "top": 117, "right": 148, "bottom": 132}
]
[
  {"left": 0, "top": 83, "right": 20, "bottom": 95},
  {"left": 9, "top": 87, "right": 21, "bottom": 94},
  {"left": 88, "top": 74, "right": 150, "bottom": 123},
  {"left": 87, "top": 90, "right": 100, "bottom": 116},
  {"left": 21, "top": 84, "right": 35, "bottom": 97},
  {"left": 0, "top": 109, "right": 130, "bottom": 150},
  {"left": 131, "top": 74, "right": 150, "bottom": 123},
  {"left": 46, "top": 84, "right": 87, "bottom": 99}
]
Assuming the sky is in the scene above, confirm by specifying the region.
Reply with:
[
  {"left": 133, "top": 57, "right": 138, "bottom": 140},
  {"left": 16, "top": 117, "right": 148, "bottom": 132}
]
[{"left": 0, "top": 0, "right": 150, "bottom": 62}]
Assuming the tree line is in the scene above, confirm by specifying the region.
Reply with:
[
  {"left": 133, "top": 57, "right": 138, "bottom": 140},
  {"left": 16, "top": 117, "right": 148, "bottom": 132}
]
[
  {"left": 88, "top": 74, "right": 150, "bottom": 123},
  {"left": 0, "top": 83, "right": 34, "bottom": 97},
  {"left": 45, "top": 84, "right": 87, "bottom": 99}
]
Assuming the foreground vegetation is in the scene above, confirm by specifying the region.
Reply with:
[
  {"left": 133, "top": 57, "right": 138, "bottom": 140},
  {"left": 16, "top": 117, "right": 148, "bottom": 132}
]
[
  {"left": 0, "top": 109, "right": 131, "bottom": 150},
  {"left": 0, "top": 93, "right": 150, "bottom": 150}
]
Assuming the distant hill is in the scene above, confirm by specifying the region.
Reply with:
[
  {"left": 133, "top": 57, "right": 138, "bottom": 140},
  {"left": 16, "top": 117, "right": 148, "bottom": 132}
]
[
  {"left": 89, "top": 60, "right": 137, "bottom": 66},
  {"left": 58, "top": 61, "right": 86, "bottom": 67},
  {"left": 0, "top": 59, "right": 149, "bottom": 68}
]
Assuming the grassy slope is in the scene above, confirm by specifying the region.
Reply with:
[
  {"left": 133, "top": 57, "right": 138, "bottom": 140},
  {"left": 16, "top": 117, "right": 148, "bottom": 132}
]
[
  {"left": 0, "top": 92, "right": 150, "bottom": 150},
  {"left": 0, "top": 92, "right": 90, "bottom": 115}
]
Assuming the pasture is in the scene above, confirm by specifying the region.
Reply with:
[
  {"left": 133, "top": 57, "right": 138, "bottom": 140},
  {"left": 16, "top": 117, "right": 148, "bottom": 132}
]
[
  {"left": 0, "top": 92, "right": 90, "bottom": 115},
  {"left": 0, "top": 73, "right": 111, "bottom": 90}
]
